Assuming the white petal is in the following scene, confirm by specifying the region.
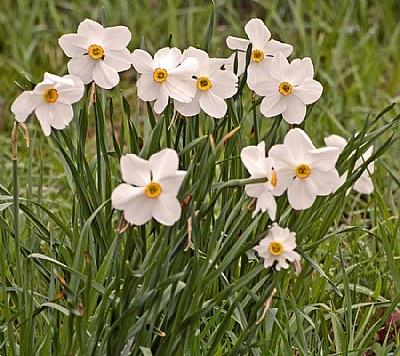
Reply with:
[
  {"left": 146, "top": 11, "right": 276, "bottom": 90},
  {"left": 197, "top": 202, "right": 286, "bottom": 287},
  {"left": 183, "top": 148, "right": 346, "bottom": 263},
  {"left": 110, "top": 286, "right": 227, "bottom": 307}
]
[
  {"left": 164, "top": 76, "right": 196, "bottom": 103},
  {"left": 174, "top": 95, "right": 201, "bottom": 117},
  {"left": 247, "top": 60, "right": 270, "bottom": 90},
  {"left": 67, "top": 56, "right": 96, "bottom": 84},
  {"left": 269, "top": 53, "right": 290, "bottom": 82},
  {"left": 152, "top": 194, "right": 182, "bottom": 226},
  {"left": 182, "top": 47, "right": 209, "bottom": 73},
  {"left": 137, "top": 73, "right": 160, "bottom": 101},
  {"left": 169, "top": 56, "right": 198, "bottom": 77},
  {"left": 103, "top": 26, "right": 131, "bottom": 50},
  {"left": 252, "top": 76, "right": 278, "bottom": 97},
  {"left": 153, "top": 86, "right": 169, "bottom": 114},
  {"left": 131, "top": 49, "right": 154, "bottom": 73},
  {"left": 272, "top": 168, "right": 294, "bottom": 196},
  {"left": 244, "top": 18, "right": 271, "bottom": 49},
  {"left": 111, "top": 183, "right": 143, "bottom": 210},
  {"left": 154, "top": 47, "right": 182, "bottom": 70},
  {"left": 149, "top": 149, "right": 179, "bottom": 181},
  {"left": 268, "top": 144, "right": 297, "bottom": 170},
  {"left": 77, "top": 19, "right": 104, "bottom": 44},
  {"left": 310, "top": 169, "right": 339, "bottom": 195},
  {"left": 284, "top": 129, "right": 315, "bottom": 162},
  {"left": 226, "top": 51, "right": 247, "bottom": 76},
  {"left": 286, "top": 57, "right": 314, "bottom": 86},
  {"left": 57, "top": 75, "right": 84, "bottom": 104},
  {"left": 354, "top": 175, "right": 374, "bottom": 194},
  {"left": 324, "top": 134, "right": 347, "bottom": 152},
  {"left": 123, "top": 194, "right": 154, "bottom": 226},
  {"left": 281, "top": 95, "right": 307, "bottom": 124},
  {"left": 255, "top": 191, "right": 277, "bottom": 220},
  {"left": 159, "top": 171, "right": 186, "bottom": 196},
  {"left": 245, "top": 183, "right": 266, "bottom": 198},
  {"left": 307, "top": 147, "right": 340, "bottom": 171},
  {"left": 264, "top": 40, "right": 293, "bottom": 58},
  {"left": 34, "top": 105, "right": 52, "bottom": 136},
  {"left": 48, "top": 103, "right": 74, "bottom": 130},
  {"left": 259, "top": 93, "right": 286, "bottom": 118},
  {"left": 58, "top": 34, "right": 89, "bottom": 57},
  {"left": 120, "top": 154, "right": 151, "bottom": 186},
  {"left": 241, "top": 143, "right": 267, "bottom": 177},
  {"left": 104, "top": 49, "right": 132, "bottom": 72},
  {"left": 287, "top": 178, "right": 318, "bottom": 210},
  {"left": 92, "top": 60, "right": 120, "bottom": 89},
  {"left": 226, "top": 36, "right": 250, "bottom": 51},
  {"left": 294, "top": 79, "right": 323, "bottom": 105},
  {"left": 209, "top": 71, "right": 238, "bottom": 99},
  {"left": 199, "top": 91, "right": 227, "bottom": 118},
  {"left": 11, "top": 92, "right": 43, "bottom": 122}
]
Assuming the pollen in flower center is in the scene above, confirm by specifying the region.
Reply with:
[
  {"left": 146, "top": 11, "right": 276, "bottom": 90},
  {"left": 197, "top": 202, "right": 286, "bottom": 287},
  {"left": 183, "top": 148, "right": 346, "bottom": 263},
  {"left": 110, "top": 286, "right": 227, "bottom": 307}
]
[
  {"left": 145, "top": 182, "right": 162, "bottom": 199},
  {"left": 88, "top": 44, "right": 105, "bottom": 60},
  {"left": 197, "top": 76, "right": 212, "bottom": 91},
  {"left": 295, "top": 164, "right": 311, "bottom": 179},
  {"left": 153, "top": 68, "right": 168, "bottom": 83},
  {"left": 279, "top": 82, "right": 293, "bottom": 96},
  {"left": 269, "top": 241, "right": 284, "bottom": 256},
  {"left": 251, "top": 49, "right": 264, "bottom": 62},
  {"left": 44, "top": 88, "right": 58, "bottom": 103}
]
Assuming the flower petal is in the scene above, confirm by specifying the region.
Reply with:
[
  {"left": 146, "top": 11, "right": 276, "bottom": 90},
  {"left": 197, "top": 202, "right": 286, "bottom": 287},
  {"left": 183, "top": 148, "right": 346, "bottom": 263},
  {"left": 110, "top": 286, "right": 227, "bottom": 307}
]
[
  {"left": 123, "top": 194, "right": 154, "bottom": 226},
  {"left": 159, "top": 171, "right": 186, "bottom": 196},
  {"left": 111, "top": 183, "right": 143, "bottom": 210},
  {"left": 164, "top": 75, "right": 196, "bottom": 103},
  {"left": 67, "top": 56, "right": 96, "bottom": 84},
  {"left": 154, "top": 47, "right": 182, "bottom": 70},
  {"left": 244, "top": 18, "right": 271, "bottom": 49},
  {"left": 152, "top": 194, "right": 182, "bottom": 226},
  {"left": 287, "top": 178, "right": 318, "bottom": 210},
  {"left": 77, "top": 19, "right": 104, "bottom": 44},
  {"left": 104, "top": 49, "right": 132, "bottom": 72},
  {"left": 174, "top": 95, "right": 201, "bottom": 117},
  {"left": 226, "top": 36, "right": 250, "bottom": 51},
  {"left": 241, "top": 142, "right": 267, "bottom": 177},
  {"left": 286, "top": 57, "right": 314, "bottom": 86},
  {"left": 254, "top": 191, "right": 277, "bottom": 220},
  {"left": 120, "top": 154, "right": 151, "bottom": 186},
  {"left": 247, "top": 60, "right": 270, "bottom": 90},
  {"left": 324, "top": 134, "right": 347, "bottom": 152},
  {"left": 92, "top": 60, "right": 120, "bottom": 89},
  {"left": 34, "top": 105, "right": 52, "bottom": 136},
  {"left": 272, "top": 168, "right": 294, "bottom": 196},
  {"left": 137, "top": 73, "right": 160, "bottom": 101},
  {"left": 310, "top": 169, "right": 339, "bottom": 195},
  {"left": 293, "top": 79, "right": 323, "bottom": 105},
  {"left": 58, "top": 34, "right": 89, "bottom": 57},
  {"left": 284, "top": 128, "right": 315, "bottom": 162},
  {"left": 260, "top": 93, "right": 286, "bottom": 118},
  {"left": 153, "top": 85, "right": 169, "bottom": 114},
  {"left": 103, "top": 25, "right": 131, "bottom": 50},
  {"left": 57, "top": 75, "right": 84, "bottom": 104},
  {"left": 354, "top": 175, "right": 374, "bottom": 194},
  {"left": 264, "top": 39, "right": 293, "bottom": 58},
  {"left": 47, "top": 103, "right": 74, "bottom": 130},
  {"left": 149, "top": 148, "right": 179, "bottom": 182},
  {"left": 199, "top": 90, "right": 227, "bottom": 118},
  {"left": 11, "top": 92, "right": 43, "bottom": 122},
  {"left": 131, "top": 49, "right": 154, "bottom": 73},
  {"left": 281, "top": 95, "right": 307, "bottom": 124},
  {"left": 209, "top": 71, "right": 238, "bottom": 99},
  {"left": 307, "top": 147, "right": 340, "bottom": 171}
]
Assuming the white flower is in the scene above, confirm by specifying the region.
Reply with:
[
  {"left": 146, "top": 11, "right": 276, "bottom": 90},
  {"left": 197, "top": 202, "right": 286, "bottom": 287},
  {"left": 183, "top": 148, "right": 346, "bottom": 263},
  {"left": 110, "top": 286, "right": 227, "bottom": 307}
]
[
  {"left": 174, "top": 47, "right": 238, "bottom": 118},
  {"left": 253, "top": 53, "right": 323, "bottom": 124},
  {"left": 131, "top": 47, "right": 198, "bottom": 114},
  {"left": 324, "top": 134, "right": 374, "bottom": 194},
  {"left": 226, "top": 18, "right": 292, "bottom": 90},
  {"left": 58, "top": 19, "right": 132, "bottom": 89},
  {"left": 268, "top": 128, "right": 340, "bottom": 210},
  {"left": 111, "top": 149, "right": 186, "bottom": 226},
  {"left": 254, "top": 223, "right": 300, "bottom": 270},
  {"left": 11, "top": 73, "right": 84, "bottom": 136},
  {"left": 240, "top": 141, "right": 277, "bottom": 220}
]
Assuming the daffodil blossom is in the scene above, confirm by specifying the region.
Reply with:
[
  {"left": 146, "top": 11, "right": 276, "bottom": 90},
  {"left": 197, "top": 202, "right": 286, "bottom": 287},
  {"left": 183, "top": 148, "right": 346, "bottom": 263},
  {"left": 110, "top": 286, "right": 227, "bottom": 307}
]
[
  {"left": 11, "top": 72, "right": 84, "bottom": 136},
  {"left": 324, "top": 134, "right": 374, "bottom": 194},
  {"left": 174, "top": 47, "right": 238, "bottom": 118},
  {"left": 58, "top": 19, "right": 132, "bottom": 89},
  {"left": 253, "top": 53, "right": 323, "bottom": 124},
  {"left": 254, "top": 223, "right": 300, "bottom": 270},
  {"left": 268, "top": 128, "right": 340, "bottom": 210},
  {"left": 240, "top": 141, "right": 277, "bottom": 220},
  {"left": 226, "top": 18, "right": 292, "bottom": 90},
  {"left": 111, "top": 149, "right": 186, "bottom": 226},
  {"left": 131, "top": 47, "right": 198, "bottom": 114}
]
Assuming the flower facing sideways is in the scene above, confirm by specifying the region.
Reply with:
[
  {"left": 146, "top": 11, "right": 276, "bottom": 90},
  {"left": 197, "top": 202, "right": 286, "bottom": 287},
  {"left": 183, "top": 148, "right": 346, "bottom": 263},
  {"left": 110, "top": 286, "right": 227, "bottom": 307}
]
[
  {"left": 174, "top": 47, "right": 238, "bottom": 118},
  {"left": 226, "top": 18, "right": 293, "bottom": 90},
  {"left": 269, "top": 128, "right": 340, "bottom": 210},
  {"left": 59, "top": 19, "right": 132, "bottom": 89},
  {"left": 254, "top": 223, "right": 300, "bottom": 270},
  {"left": 240, "top": 141, "right": 277, "bottom": 220},
  {"left": 11, "top": 73, "right": 84, "bottom": 136},
  {"left": 131, "top": 47, "right": 198, "bottom": 114},
  {"left": 324, "top": 134, "right": 375, "bottom": 194},
  {"left": 253, "top": 53, "right": 323, "bottom": 125},
  {"left": 111, "top": 149, "right": 186, "bottom": 226}
]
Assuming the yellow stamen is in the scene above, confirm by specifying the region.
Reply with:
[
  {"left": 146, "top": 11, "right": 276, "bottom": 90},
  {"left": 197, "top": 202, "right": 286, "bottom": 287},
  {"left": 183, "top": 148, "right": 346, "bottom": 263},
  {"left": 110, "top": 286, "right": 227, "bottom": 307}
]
[
  {"left": 295, "top": 164, "right": 311, "bottom": 179},
  {"left": 251, "top": 49, "right": 264, "bottom": 62},
  {"left": 279, "top": 82, "right": 293, "bottom": 96},
  {"left": 197, "top": 77, "right": 212, "bottom": 91},
  {"left": 270, "top": 171, "right": 277, "bottom": 187},
  {"left": 153, "top": 68, "right": 168, "bottom": 83},
  {"left": 145, "top": 182, "right": 162, "bottom": 199},
  {"left": 44, "top": 88, "right": 58, "bottom": 103},
  {"left": 269, "top": 241, "right": 284, "bottom": 256},
  {"left": 88, "top": 44, "right": 105, "bottom": 60}
]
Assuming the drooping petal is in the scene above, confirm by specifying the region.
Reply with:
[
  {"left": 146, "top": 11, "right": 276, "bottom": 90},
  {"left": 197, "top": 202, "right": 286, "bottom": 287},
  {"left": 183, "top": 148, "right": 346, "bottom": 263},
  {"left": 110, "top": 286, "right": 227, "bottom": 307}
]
[
  {"left": 284, "top": 128, "right": 315, "bottom": 162},
  {"left": 281, "top": 95, "right": 307, "bottom": 124},
  {"left": 306, "top": 147, "right": 340, "bottom": 171},
  {"left": 77, "top": 19, "right": 104, "bottom": 44},
  {"left": 199, "top": 90, "right": 227, "bottom": 118},
  {"left": 154, "top": 47, "right": 182, "bottom": 71},
  {"left": 174, "top": 95, "right": 201, "bottom": 117},
  {"left": 131, "top": 49, "right": 154, "bottom": 73},
  {"left": 67, "top": 56, "right": 96, "bottom": 84},
  {"left": 158, "top": 171, "right": 186, "bottom": 196},
  {"left": 34, "top": 105, "right": 52, "bottom": 136},
  {"left": 149, "top": 148, "right": 179, "bottom": 182},
  {"left": 11, "top": 92, "right": 43, "bottom": 122},
  {"left": 58, "top": 34, "right": 89, "bottom": 57},
  {"left": 287, "top": 178, "right": 318, "bottom": 210},
  {"left": 57, "top": 75, "right": 84, "bottom": 104},
  {"left": 123, "top": 194, "right": 155, "bottom": 226},
  {"left": 120, "top": 154, "right": 151, "bottom": 186},
  {"left": 104, "top": 49, "right": 132, "bottom": 72},
  {"left": 92, "top": 60, "right": 120, "bottom": 89},
  {"left": 103, "top": 26, "right": 131, "bottom": 51},
  {"left": 293, "top": 79, "right": 323, "bottom": 105},
  {"left": 152, "top": 194, "right": 182, "bottom": 226},
  {"left": 254, "top": 191, "right": 277, "bottom": 220},
  {"left": 226, "top": 36, "right": 250, "bottom": 51},
  {"left": 244, "top": 18, "right": 271, "bottom": 49}
]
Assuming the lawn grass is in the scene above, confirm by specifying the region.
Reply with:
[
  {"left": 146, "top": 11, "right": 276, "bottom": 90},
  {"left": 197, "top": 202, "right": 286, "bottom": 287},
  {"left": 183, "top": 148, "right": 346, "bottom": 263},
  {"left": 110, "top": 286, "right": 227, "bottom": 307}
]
[{"left": 0, "top": 0, "right": 400, "bottom": 355}]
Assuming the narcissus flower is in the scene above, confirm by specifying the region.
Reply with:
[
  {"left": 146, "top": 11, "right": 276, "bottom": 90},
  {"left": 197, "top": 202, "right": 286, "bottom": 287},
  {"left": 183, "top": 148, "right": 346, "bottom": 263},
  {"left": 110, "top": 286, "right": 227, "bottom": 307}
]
[
  {"left": 324, "top": 134, "right": 375, "bottom": 194},
  {"left": 226, "top": 18, "right": 292, "bottom": 89},
  {"left": 269, "top": 129, "right": 340, "bottom": 210},
  {"left": 111, "top": 149, "right": 186, "bottom": 226},
  {"left": 240, "top": 141, "right": 277, "bottom": 220},
  {"left": 58, "top": 19, "right": 132, "bottom": 89},
  {"left": 11, "top": 73, "right": 84, "bottom": 136},
  {"left": 253, "top": 53, "right": 323, "bottom": 124},
  {"left": 174, "top": 47, "right": 238, "bottom": 118},
  {"left": 131, "top": 47, "right": 198, "bottom": 114},
  {"left": 254, "top": 223, "right": 300, "bottom": 270}
]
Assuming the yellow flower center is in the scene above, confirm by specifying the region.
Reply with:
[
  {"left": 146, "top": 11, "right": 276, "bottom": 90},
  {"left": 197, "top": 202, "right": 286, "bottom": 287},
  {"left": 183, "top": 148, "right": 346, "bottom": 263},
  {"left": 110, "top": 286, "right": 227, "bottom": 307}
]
[
  {"left": 270, "top": 171, "right": 277, "bottom": 187},
  {"left": 197, "top": 76, "right": 212, "bottom": 91},
  {"left": 269, "top": 241, "right": 284, "bottom": 256},
  {"left": 44, "top": 88, "right": 58, "bottom": 103},
  {"left": 279, "top": 82, "right": 293, "bottom": 96},
  {"left": 145, "top": 182, "right": 162, "bottom": 199},
  {"left": 88, "top": 44, "right": 105, "bottom": 60},
  {"left": 251, "top": 49, "right": 264, "bottom": 62},
  {"left": 153, "top": 68, "right": 168, "bottom": 83},
  {"left": 295, "top": 164, "right": 311, "bottom": 179}
]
